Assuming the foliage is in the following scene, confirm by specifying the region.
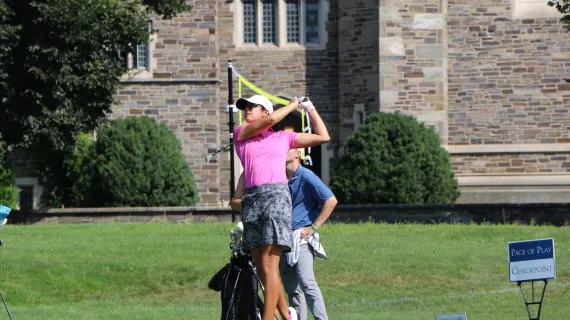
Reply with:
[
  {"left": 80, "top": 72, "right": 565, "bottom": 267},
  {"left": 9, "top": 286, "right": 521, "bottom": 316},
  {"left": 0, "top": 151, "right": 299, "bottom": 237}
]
[
  {"left": 90, "top": 116, "right": 199, "bottom": 207},
  {"left": 0, "top": 0, "right": 189, "bottom": 208},
  {"left": 548, "top": 0, "right": 570, "bottom": 25},
  {"left": 40, "top": 133, "right": 95, "bottom": 207},
  {"left": 0, "top": 0, "right": 189, "bottom": 153},
  {"left": 0, "top": 140, "right": 17, "bottom": 209},
  {"left": 330, "top": 112, "right": 460, "bottom": 204},
  {"left": 143, "top": 0, "right": 189, "bottom": 18},
  {"left": 548, "top": 1, "right": 570, "bottom": 82}
]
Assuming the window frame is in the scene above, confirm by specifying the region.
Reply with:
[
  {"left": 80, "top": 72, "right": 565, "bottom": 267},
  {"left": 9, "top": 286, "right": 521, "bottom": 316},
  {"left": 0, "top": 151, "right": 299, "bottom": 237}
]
[
  {"left": 121, "top": 20, "right": 156, "bottom": 80},
  {"left": 235, "top": 0, "right": 328, "bottom": 49}
]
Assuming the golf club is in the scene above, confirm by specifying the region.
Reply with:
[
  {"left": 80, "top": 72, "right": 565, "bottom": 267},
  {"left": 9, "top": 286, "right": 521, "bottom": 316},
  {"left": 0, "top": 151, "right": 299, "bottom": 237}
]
[
  {"left": 0, "top": 292, "right": 12, "bottom": 320},
  {"left": 205, "top": 143, "right": 233, "bottom": 162}
]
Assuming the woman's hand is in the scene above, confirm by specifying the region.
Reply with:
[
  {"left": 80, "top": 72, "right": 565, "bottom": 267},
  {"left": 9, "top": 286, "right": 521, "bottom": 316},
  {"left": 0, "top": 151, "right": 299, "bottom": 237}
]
[
  {"left": 299, "top": 226, "right": 315, "bottom": 239},
  {"left": 290, "top": 97, "right": 300, "bottom": 109},
  {"left": 297, "top": 97, "right": 314, "bottom": 111}
]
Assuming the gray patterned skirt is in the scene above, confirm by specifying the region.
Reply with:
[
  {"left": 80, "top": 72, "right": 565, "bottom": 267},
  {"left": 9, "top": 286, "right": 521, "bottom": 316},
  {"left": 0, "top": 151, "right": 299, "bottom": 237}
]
[{"left": 241, "top": 182, "right": 292, "bottom": 252}]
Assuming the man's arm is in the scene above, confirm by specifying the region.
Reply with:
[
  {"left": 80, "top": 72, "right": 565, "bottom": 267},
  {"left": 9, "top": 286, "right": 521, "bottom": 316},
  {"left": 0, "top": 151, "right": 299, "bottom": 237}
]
[
  {"left": 312, "top": 196, "right": 337, "bottom": 230},
  {"left": 299, "top": 171, "right": 338, "bottom": 238},
  {"left": 230, "top": 173, "right": 245, "bottom": 211},
  {"left": 299, "top": 195, "right": 337, "bottom": 238}
]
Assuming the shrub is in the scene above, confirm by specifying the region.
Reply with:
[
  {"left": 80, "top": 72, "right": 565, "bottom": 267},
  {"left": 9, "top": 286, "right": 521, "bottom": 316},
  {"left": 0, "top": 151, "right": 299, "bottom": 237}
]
[
  {"left": 90, "top": 116, "right": 199, "bottom": 207},
  {"left": 331, "top": 112, "right": 460, "bottom": 204},
  {"left": 0, "top": 141, "right": 17, "bottom": 209},
  {"left": 40, "top": 132, "right": 95, "bottom": 207}
]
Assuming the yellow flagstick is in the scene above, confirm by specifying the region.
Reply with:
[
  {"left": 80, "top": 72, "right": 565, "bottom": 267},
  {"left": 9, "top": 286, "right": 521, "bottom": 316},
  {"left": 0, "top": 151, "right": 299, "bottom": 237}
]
[
  {"left": 232, "top": 67, "right": 312, "bottom": 164},
  {"left": 237, "top": 74, "right": 306, "bottom": 130}
]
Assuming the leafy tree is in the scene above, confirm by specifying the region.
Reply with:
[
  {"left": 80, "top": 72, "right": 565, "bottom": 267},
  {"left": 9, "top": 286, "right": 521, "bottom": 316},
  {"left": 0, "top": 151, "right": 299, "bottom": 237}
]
[
  {"left": 0, "top": 0, "right": 188, "bottom": 152},
  {"left": 41, "top": 133, "right": 95, "bottom": 207},
  {"left": 90, "top": 116, "right": 199, "bottom": 207},
  {"left": 548, "top": 0, "right": 570, "bottom": 25},
  {"left": 330, "top": 112, "right": 460, "bottom": 204},
  {"left": 0, "top": 0, "right": 188, "bottom": 207},
  {"left": 548, "top": 1, "right": 570, "bottom": 82},
  {"left": 0, "top": 140, "right": 17, "bottom": 209}
]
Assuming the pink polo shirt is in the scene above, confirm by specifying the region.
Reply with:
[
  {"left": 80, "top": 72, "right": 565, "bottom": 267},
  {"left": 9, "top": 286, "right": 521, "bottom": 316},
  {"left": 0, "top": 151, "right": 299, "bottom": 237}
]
[{"left": 234, "top": 125, "right": 297, "bottom": 189}]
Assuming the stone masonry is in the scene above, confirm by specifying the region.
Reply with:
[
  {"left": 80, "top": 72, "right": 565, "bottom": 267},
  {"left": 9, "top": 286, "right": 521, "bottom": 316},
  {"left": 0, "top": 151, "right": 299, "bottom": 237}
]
[
  {"left": 379, "top": 0, "right": 448, "bottom": 142},
  {"left": 114, "top": 0, "right": 341, "bottom": 205},
  {"left": 112, "top": 0, "right": 222, "bottom": 205},
  {"left": 377, "top": 0, "right": 570, "bottom": 202},
  {"left": 10, "top": 0, "right": 570, "bottom": 206},
  {"left": 216, "top": 0, "right": 340, "bottom": 199},
  {"left": 337, "top": 0, "right": 380, "bottom": 144},
  {"left": 447, "top": 0, "right": 570, "bottom": 147}
]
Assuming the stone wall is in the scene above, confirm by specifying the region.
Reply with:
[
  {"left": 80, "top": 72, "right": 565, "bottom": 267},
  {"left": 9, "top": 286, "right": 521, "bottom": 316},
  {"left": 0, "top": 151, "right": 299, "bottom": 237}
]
[
  {"left": 113, "top": 0, "right": 342, "bottom": 205},
  {"left": 376, "top": 0, "right": 570, "bottom": 202},
  {"left": 10, "top": 0, "right": 570, "bottom": 206},
  {"left": 151, "top": 2, "right": 219, "bottom": 79},
  {"left": 447, "top": 0, "right": 570, "bottom": 147},
  {"left": 111, "top": 82, "right": 221, "bottom": 204},
  {"left": 112, "top": 0, "right": 222, "bottom": 205},
  {"left": 337, "top": 0, "right": 380, "bottom": 145},
  {"left": 10, "top": 203, "right": 570, "bottom": 226},
  {"left": 379, "top": 0, "right": 449, "bottom": 141},
  {"left": 445, "top": 0, "right": 570, "bottom": 201},
  {"left": 451, "top": 152, "right": 570, "bottom": 174},
  {"left": 216, "top": 0, "right": 340, "bottom": 191}
]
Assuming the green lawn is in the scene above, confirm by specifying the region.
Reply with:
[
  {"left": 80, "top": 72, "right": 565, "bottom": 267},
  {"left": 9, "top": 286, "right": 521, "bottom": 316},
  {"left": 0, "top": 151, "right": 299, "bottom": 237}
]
[{"left": 0, "top": 223, "right": 567, "bottom": 319}]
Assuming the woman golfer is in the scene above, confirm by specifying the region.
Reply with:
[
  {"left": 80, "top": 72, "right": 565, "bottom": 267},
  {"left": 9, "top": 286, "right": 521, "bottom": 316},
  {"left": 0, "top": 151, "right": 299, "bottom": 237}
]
[{"left": 234, "top": 94, "right": 329, "bottom": 320}]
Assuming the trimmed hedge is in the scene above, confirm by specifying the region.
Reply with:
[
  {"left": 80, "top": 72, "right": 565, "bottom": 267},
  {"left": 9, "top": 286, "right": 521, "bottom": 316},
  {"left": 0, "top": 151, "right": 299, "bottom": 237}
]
[
  {"left": 331, "top": 112, "right": 460, "bottom": 204},
  {"left": 89, "top": 116, "right": 199, "bottom": 207}
]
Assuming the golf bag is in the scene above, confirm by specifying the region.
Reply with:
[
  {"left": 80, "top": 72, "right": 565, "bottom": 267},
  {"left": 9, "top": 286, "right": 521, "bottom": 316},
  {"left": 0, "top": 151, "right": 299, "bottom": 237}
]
[{"left": 209, "top": 223, "right": 263, "bottom": 320}]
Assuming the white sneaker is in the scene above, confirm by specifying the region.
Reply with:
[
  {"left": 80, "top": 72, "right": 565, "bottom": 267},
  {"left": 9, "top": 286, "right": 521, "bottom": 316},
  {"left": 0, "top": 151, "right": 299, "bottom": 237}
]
[{"left": 288, "top": 307, "right": 298, "bottom": 320}]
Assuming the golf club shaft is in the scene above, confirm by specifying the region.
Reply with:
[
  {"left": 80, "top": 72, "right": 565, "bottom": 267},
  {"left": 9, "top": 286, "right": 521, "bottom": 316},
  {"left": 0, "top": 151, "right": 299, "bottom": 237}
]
[
  {"left": 211, "top": 143, "right": 232, "bottom": 157},
  {"left": 205, "top": 143, "right": 233, "bottom": 162},
  {"left": 0, "top": 292, "right": 13, "bottom": 320}
]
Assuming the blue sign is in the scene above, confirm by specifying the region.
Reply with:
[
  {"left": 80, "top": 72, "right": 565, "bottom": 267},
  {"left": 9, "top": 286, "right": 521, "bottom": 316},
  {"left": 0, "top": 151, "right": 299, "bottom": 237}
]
[{"left": 508, "top": 238, "right": 555, "bottom": 282}]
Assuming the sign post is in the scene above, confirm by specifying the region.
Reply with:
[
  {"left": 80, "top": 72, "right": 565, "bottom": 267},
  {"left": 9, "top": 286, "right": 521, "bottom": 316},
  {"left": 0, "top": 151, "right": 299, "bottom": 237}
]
[{"left": 508, "top": 238, "right": 555, "bottom": 320}]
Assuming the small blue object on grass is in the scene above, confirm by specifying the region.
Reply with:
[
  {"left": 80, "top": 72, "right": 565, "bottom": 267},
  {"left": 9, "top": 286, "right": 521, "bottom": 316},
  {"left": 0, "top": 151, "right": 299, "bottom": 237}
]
[{"left": 0, "top": 205, "right": 11, "bottom": 227}]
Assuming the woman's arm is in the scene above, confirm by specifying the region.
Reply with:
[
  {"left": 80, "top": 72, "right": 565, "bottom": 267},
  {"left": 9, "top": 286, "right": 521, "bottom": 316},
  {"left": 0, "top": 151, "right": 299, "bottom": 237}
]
[
  {"left": 293, "top": 104, "right": 331, "bottom": 148},
  {"left": 230, "top": 173, "right": 245, "bottom": 211},
  {"left": 239, "top": 99, "right": 299, "bottom": 141}
]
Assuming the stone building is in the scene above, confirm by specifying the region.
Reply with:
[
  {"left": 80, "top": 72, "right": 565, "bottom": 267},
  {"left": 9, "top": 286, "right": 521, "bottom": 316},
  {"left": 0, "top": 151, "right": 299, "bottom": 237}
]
[{"left": 11, "top": 0, "right": 570, "bottom": 208}]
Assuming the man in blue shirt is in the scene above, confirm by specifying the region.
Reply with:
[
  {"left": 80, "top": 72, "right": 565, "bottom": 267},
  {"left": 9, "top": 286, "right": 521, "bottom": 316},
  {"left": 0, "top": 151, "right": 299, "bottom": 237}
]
[{"left": 279, "top": 148, "right": 337, "bottom": 320}]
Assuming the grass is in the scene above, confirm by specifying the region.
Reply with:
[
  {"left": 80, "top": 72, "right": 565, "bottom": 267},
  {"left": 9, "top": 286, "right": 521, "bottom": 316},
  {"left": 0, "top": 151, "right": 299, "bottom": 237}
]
[{"left": 0, "top": 222, "right": 568, "bottom": 319}]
